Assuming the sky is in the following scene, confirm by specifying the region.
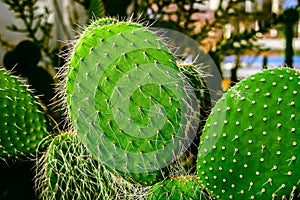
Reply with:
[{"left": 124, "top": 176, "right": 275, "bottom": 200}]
[{"left": 283, "top": 0, "right": 298, "bottom": 8}]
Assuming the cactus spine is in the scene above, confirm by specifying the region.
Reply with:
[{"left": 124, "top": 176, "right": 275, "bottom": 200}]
[
  {"left": 35, "top": 131, "right": 116, "bottom": 200},
  {"left": 197, "top": 67, "right": 300, "bottom": 199},
  {"left": 0, "top": 68, "right": 50, "bottom": 158},
  {"left": 65, "top": 17, "right": 200, "bottom": 185}
]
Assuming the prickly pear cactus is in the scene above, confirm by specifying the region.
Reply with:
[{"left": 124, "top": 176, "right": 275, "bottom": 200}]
[
  {"left": 197, "top": 67, "right": 300, "bottom": 199},
  {"left": 147, "top": 176, "right": 210, "bottom": 200},
  {"left": 0, "top": 68, "right": 50, "bottom": 158},
  {"left": 35, "top": 131, "right": 115, "bottom": 200},
  {"left": 65, "top": 18, "right": 199, "bottom": 185}
]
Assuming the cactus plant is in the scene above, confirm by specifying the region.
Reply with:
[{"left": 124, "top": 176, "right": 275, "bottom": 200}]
[
  {"left": 178, "top": 63, "right": 212, "bottom": 172},
  {"left": 35, "top": 131, "right": 116, "bottom": 200},
  {"left": 64, "top": 17, "right": 200, "bottom": 185},
  {"left": 3, "top": 40, "right": 56, "bottom": 107},
  {"left": 197, "top": 67, "right": 300, "bottom": 199},
  {"left": 147, "top": 175, "right": 210, "bottom": 200},
  {"left": 0, "top": 68, "right": 51, "bottom": 158}
]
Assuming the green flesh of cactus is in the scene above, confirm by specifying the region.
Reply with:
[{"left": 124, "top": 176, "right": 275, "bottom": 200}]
[
  {"left": 66, "top": 18, "right": 199, "bottom": 185},
  {"left": 147, "top": 176, "right": 209, "bottom": 200},
  {"left": 36, "top": 132, "right": 114, "bottom": 200},
  {"left": 197, "top": 67, "right": 300, "bottom": 199},
  {"left": 0, "top": 68, "right": 50, "bottom": 158},
  {"left": 84, "top": 17, "right": 118, "bottom": 33}
]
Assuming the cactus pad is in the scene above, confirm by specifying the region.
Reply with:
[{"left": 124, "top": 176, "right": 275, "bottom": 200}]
[
  {"left": 197, "top": 67, "right": 300, "bottom": 199},
  {"left": 65, "top": 18, "right": 199, "bottom": 185},
  {"left": 147, "top": 176, "right": 209, "bottom": 200},
  {"left": 36, "top": 131, "right": 114, "bottom": 200},
  {"left": 0, "top": 68, "right": 50, "bottom": 158}
]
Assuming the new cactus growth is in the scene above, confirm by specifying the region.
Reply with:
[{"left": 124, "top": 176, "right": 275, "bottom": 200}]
[
  {"left": 0, "top": 68, "right": 50, "bottom": 158},
  {"left": 35, "top": 131, "right": 115, "bottom": 200},
  {"left": 197, "top": 67, "right": 300, "bottom": 199},
  {"left": 64, "top": 18, "right": 200, "bottom": 185},
  {"left": 147, "top": 176, "right": 210, "bottom": 200}
]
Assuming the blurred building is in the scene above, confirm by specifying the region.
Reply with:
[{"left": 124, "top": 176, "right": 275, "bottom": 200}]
[
  {"left": 137, "top": 0, "right": 299, "bottom": 90},
  {"left": 217, "top": 0, "right": 300, "bottom": 86}
]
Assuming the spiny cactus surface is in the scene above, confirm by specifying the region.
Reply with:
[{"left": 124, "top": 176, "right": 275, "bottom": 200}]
[
  {"left": 65, "top": 18, "right": 199, "bottom": 185},
  {"left": 197, "top": 67, "right": 300, "bottom": 199},
  {"left": 147, "top": 175, "right": 210, "bottom": 200},
  {"left": 0, "top": 68, "right": 50, "bottom": 158},
  {"left": 35, "top": 131, "right": 115, "bottom": 200}
]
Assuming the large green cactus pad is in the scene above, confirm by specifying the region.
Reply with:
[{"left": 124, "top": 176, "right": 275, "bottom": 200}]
[
  {"left": 197, "top": 67, "right": 300, "bottom": 199},
  {"left": 0, "top": 68, "right": 50, "bottom": 158},
  {"left": 147, "top": 176, "right": 210, "bottom": 200},
  {"left": 65, "top": 18, "right": 199, "bottom": 185}
]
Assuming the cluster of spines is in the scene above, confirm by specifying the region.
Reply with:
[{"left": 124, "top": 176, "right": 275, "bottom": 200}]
[
  {"left": 65, "top": 17, "right": 200, "bottom": 185},
  {"left": 147, "top": 175, "right": 211, "bottom": 200},
  {"left": 35, "top": 131, "right": 116, "bottom": 200},
  {"left": 197, "top": 67, "right": 300, "bottom": 199},
  {"left": 0, "top": 68, "right": 50, "bottom": 158}
]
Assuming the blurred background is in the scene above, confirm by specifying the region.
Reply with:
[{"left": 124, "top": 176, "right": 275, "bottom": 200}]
[
  {"left": 0, "top": 0, "right": 299, "bottom": 93},
  {"left": 0, "top": 0, "right": 299, "bottom": 199}
]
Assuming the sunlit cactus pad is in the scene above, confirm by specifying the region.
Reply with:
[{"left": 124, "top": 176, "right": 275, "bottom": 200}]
[
  {"left": 66, "top": 18, "right": 199, "bottom": 185},
  {"left": 36, "top": 131, "right": 114, "bottom": 200},
  {"left": 197, "top": 67, "right": 300, "bottom": 199},
  {"left": 147, "top": 176, "right": 209, "bottom": 200},
  {"left": 0, "top": 68, "right": 50, "bottom": 158}
]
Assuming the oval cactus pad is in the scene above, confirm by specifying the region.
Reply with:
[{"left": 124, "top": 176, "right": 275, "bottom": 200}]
[
  {"left": 0, "top": 68, "right": 50, "bottom": 158},
  {"left": 66, "top": 18, "right": 199, "bottom": 185},
  {"left": 197, "top": 67, "right": 300, "bottom": 199}
]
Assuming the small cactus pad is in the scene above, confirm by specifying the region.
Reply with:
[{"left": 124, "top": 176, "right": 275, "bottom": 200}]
[
  {"left": 65, "top": 18, "right": 199, "bottom": 185},
  {"left": 36, "top": 132, "right": 114, "bottom": 200},
  {"left": 197, "top": 67, "right": 300, "bottom": 199},
  {"left": 147, "top": 176, "right": 210, "bottom": 200},
  {"left": 0, "top": 68, "right": 50, "bottom": 158}
]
